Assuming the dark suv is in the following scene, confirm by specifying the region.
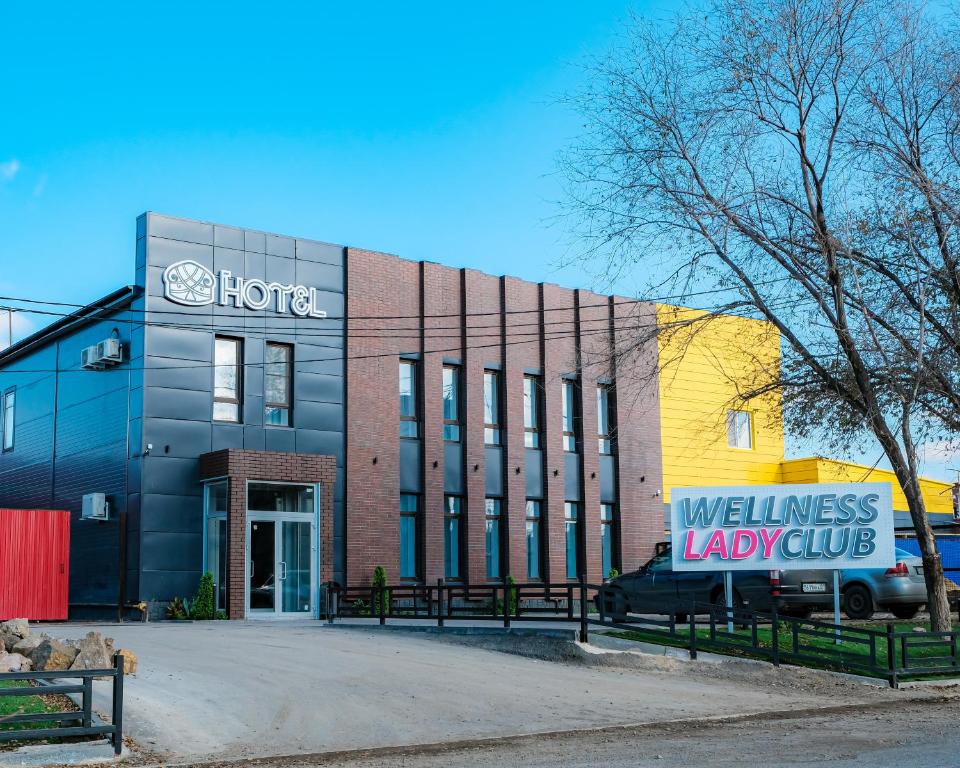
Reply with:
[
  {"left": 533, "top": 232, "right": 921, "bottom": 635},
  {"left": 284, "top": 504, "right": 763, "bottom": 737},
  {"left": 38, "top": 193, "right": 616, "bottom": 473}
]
[{"left": 596, "top": 542, "right": 836, "bottom": 619}]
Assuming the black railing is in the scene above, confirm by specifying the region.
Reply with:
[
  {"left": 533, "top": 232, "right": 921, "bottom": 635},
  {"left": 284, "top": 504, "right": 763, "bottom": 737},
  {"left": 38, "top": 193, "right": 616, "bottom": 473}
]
[
  {"left": 326, "top": 580, "right": 960, "bottom": 687},
  {"left": 0, "top": 654, "right": 124, "bottom": 754}
]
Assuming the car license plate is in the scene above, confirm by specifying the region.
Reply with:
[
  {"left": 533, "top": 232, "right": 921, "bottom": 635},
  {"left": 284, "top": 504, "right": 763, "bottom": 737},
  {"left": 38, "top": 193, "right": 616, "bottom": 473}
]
[{"left": 802, "top": 582, "right": 827, "bottom": 593}]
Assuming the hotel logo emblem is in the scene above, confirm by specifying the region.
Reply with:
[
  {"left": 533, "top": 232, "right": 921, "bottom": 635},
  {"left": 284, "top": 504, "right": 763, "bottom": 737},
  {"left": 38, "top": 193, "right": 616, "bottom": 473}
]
[{"left": 162, "top": 260, "right": 216, "bottom": 306}]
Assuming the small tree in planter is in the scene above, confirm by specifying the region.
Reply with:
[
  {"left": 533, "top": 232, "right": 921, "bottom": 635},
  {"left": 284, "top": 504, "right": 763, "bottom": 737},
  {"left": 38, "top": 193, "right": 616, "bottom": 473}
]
[
  {"left": 371, "top": 566, "right": 390, "bottom": 616},
  {"left": 190, "top": 572, "right": 216, "bottom": 620}
]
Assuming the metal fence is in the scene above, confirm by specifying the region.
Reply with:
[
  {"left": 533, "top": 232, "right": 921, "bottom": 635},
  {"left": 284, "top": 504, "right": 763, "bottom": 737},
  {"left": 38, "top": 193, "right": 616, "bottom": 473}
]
[
  {"left": 325, "top": 580, "right": 960, "bottom": 688},
  {"left": 0, "top": 653, "right": 123, "bottom": 754}
]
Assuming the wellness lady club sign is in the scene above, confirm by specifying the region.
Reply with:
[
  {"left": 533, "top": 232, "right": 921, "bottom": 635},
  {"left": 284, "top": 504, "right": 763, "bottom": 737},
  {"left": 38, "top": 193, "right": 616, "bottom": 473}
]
[{"left": 670, "top": 483, "right": 895, "bottom": 571}]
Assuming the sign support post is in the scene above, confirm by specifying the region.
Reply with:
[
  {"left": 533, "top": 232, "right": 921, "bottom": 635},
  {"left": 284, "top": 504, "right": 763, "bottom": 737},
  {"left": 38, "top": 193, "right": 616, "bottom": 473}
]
[
  {"left": 833, "top": 569, "right": 841, "bottom": 645},
  {"left": 724, "top": 570, "right": 734, "bottom": 633}
]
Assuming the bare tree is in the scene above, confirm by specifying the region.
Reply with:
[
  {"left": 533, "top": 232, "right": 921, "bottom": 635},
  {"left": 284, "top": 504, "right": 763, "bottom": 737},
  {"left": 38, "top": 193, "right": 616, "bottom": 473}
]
[{"left": 563, "top": 0, "right": 960, "bottom": 629}]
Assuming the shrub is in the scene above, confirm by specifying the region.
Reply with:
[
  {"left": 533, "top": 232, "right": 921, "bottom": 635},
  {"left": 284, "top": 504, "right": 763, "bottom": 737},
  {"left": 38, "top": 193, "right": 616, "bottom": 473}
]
[
  {"left": 166, "top": 597, "right": 189, "bottom": 620},
  {"left": 371, "top": 566, "right": 390, "bottom": 615},
  {"left": 191, "top": 572, "right": 216, "bottom": 620},
  {"left": 507, "top": 575, "right": 518, "bottom": 615},
  {"left": 607, "top": 568, "right": 620, "bottom": 581}
]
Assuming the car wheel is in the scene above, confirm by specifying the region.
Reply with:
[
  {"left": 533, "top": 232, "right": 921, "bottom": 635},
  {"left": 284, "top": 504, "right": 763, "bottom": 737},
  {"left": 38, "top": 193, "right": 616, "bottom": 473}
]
[
  {"left": 890, "top": 604, "right": 921, "bottom": 620},
  {"left": 711, "top": 589, "right": 746, "bottom": 627},
  {"left": 844, "top": 584, "right": 874, "bottom": 620}
]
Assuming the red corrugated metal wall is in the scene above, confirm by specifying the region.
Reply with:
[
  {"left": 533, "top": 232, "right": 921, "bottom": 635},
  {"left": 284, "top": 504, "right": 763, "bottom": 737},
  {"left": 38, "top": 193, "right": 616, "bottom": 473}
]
[{"left": 0, "top": 509, "right": 70, "bottom": 620}]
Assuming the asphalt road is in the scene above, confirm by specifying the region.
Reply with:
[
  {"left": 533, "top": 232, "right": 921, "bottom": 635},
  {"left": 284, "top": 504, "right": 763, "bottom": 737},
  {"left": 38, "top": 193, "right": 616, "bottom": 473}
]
[{"left": 230, "top": 697, "right": 960, "bottom": 768}]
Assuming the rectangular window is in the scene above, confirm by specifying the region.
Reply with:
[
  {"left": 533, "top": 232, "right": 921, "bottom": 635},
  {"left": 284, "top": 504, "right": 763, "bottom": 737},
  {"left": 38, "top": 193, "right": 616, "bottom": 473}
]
[
  {"left": 400, "top": 359, "right": 419, "bottom": 438},
  {"left": 444, "top": 495, "right": 462, "bottom": 579},
  {"left": 1, "top": 388, "right": 14, "bottom": 452},
  {"left": 400, "top": 494, "right": 420, "bottom": 581},
  {"left": 265, "top": 342, "right": 293, "bottom": 426},
  {"left": 213, "top": 337, "right": 242, "bottom": 423},
  {"left": 565, "top": 502, "right": 580, "bottom": 579},
  {"left": 523, "top": 376, "right": 540, "bottom": 448},
  {"left": 727, "top": 410, "right": 753, "bottom": 449},
  {"left": 561, "top": 379, "right": 578, "bottom": 452},
  {"left": 600, "top": 503, "right": 619, "bottom": 579},
  {"left": 597, "top": 385, "right": 615, "bottom": 454},
  {"left": 483, "top": 370, "right": 501, "bottom": 445},
  {"left": 525, "top": 500, "right": 542, "bottom": 580},
  {"left": 442, "top": 365, "right": 461, "bottom": 441},
  {"left": 484, "top": 498, "right": 502, "bottom": 580}
]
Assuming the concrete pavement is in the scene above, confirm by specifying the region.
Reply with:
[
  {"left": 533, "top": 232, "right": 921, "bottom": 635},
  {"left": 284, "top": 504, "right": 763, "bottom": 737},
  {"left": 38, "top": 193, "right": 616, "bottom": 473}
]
[{"left": 39, "top": 620, "right": 918, "bottom": 762}]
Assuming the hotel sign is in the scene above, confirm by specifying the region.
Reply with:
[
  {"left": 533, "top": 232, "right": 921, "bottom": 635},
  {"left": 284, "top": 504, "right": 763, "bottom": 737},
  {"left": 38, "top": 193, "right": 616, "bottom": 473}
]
[
  {"left": 670, "top": 482, "right": 895, "bottom": 571},
  {"left": 162, "top": 259, "right": 327, "bottom": 317}
]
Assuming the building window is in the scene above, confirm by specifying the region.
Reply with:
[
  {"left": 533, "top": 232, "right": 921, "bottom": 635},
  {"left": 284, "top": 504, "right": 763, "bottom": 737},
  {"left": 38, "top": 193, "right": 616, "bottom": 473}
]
[
  {"left": 265, "top": 342, "right": 293, "bottom": 426},
  {"left": 442, "top": 365, "right": 461, "bottom": 441},
  {"left": 600, "top": 503, "right": 619, "bottom": 579},
  {"left": 525, "top": 500, "right": 542, "bottom": 580},
  {"left": 483, "top": 370, "right": 501, "bottom": 445},
  {"left": 400, "top": 359, "right": 419, "bottom": 438},
  {"left": 213, "top": 336, "right": 242, "bottom": 423},
  {"left": 523, "top": 375, "right": 540, "bottom": 448},
  {"left": 400, "top": 494, "right": 420, "bottom": 581},
  {"left": 444, "top": 496, "right": 462, "bottom": 579},
  {"left": 561, "top": 379, "right": 578, "bottom": 452},
  {"left": 597, "top": 385, "right": 615, "bottom": 454},
  {"left": 2, "top": 387, "right": 15, "bottom": 451},
  {"left": 727, "top": 410, "right": 753, "bottom": 449},
  {"left": 485, "top": 498, "right": 502, "bottom": 580},
  {"left": 565, "top": 502, "right": 580, "bottom": 579}
]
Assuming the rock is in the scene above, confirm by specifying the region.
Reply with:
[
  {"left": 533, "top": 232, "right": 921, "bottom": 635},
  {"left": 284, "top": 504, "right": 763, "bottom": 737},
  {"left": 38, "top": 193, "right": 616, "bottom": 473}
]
[
  {"left": 69, "top": 632, "right": 113, "bottom": 671},
  {"left": 0, "top": 619, "right": 29, "bottom": 639},
  {"left": 12, "top": 635, "right": 44, "bottom": 656},
  {"left": 0, "top": 632, "right": 19, "bottom": 652},
  {"left": 30, "top": 638, "right": 79, "bottom": 671},
  {"left": 0, "top": 652, "right": 32, "bottom": 672},
  {"left": 116, "top": 648, "right": 138, "bottom": 675}
]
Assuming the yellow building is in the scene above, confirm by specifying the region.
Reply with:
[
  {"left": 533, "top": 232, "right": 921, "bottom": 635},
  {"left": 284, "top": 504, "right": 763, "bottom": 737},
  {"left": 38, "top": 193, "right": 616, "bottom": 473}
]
[{"left": 656, "top": 304, "right": 955, "bottom": 524}]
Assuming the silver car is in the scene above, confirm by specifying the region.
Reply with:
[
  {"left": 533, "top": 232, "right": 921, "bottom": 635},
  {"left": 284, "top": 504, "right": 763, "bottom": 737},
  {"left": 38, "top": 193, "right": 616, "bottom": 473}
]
[{"left": 841, "top": 547, "right": 926, "bottom": 620}]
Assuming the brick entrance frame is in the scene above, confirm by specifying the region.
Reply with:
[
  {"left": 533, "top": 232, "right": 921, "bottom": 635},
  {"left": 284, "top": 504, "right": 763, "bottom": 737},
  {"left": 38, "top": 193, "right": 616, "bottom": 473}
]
[{"left": 198, "top": 449, "right": 337, "bottom": 619}]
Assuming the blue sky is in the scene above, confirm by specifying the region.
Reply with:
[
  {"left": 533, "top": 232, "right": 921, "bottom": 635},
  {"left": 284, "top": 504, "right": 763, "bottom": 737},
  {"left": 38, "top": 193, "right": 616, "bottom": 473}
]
[{"left": 0, "top": 2, "right": 954, "bottom": 482}]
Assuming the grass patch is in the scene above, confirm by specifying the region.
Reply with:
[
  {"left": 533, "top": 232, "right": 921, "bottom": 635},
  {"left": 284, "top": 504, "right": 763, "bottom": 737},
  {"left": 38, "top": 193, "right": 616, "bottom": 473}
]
[
  {"left": 604, "top": 618, "right": 960, "bottom": 681},
  {"left": 0, "top": 679, "right": 71, "bottom": 746}
]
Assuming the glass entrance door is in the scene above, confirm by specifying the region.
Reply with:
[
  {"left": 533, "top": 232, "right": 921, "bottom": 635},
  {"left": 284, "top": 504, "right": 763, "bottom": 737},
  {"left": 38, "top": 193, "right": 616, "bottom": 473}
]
[
  {"left": 249, "top": 520, "right": 277, "bottom": 612},
  {"left": 281, "top": 521, "right": 312, "bottom": 614}
]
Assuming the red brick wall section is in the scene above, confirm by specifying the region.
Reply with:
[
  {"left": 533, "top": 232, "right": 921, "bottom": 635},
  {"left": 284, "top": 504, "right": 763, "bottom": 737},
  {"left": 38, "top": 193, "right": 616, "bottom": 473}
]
[
  {"left": 198, "top": 449, "right": 337, "bottom": 620},
  {"left": 345, "top": 249, "right": 420, "bottom": 586},
  {"left": 612, "top": 299, "right": 666, "bottom": 570}
]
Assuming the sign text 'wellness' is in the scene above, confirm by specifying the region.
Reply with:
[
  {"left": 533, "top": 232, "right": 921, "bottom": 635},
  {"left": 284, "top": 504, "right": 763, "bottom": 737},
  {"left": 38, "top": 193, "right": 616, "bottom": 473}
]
[{"left": 670, "top": 483, "right": 895, "bottom": 571}]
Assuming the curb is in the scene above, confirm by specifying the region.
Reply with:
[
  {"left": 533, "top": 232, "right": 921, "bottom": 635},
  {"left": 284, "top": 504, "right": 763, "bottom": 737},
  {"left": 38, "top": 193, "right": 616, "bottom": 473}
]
[
  {"left": 135, "top": 695, "right": 957, "bottom": 768},
  {"left": 319, "top": 622, "right": 578, "bottom": 639}
]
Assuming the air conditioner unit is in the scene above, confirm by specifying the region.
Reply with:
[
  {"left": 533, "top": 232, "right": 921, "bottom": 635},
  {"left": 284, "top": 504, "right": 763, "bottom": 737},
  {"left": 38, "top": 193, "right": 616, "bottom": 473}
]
[
  {"left": 81, "top": 493, "right": 110, "bottom": 521},
  {"left": 80, "top": 345, "right": 102, "bottom": 370},
  {"left": 96, "top": 338, "right": 123, "bottom": 364}
]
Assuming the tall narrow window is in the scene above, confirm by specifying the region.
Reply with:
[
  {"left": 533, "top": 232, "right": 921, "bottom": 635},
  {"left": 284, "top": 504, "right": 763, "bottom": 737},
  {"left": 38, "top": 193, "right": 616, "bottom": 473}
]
[
  {"left": 523, "top": 376, "right": 540, "bottom": 448},
  {"left": 265, "top": 342, "right": 293, "bottom": 426},
  {"left": 565, "top": 502, "right": 580, "bottom": 579},
  {"left": 485, "top": 498, "right": 502, "bottom": 580},
  {"left": 600, "top": 503, "right": 619, "bottom": 579},
  {"left": 399, "top": 359, "right": 419, "bottom": 438},
  {"left": 561, "top": 379, "right": 578, "bottom": 452},
  {"left": 400, "top": 494, "right": 420, "bottom": 581},
  {"left": 2, "top": 387, "right": 14, "bottom": 452},
  {"left": 442, "top": 365, "right": 461, "bottom": 441},
  {"left": 213, "top": 337, "right": 242, "bottom": 423},
  {"left": 444, "top": 496, "right": 462, "bottom": 579},
  {"left": 597, "top": 385, "right": 614, "bottom": 454},
  {"left": 525, "top": 500, "right": 542, "bottom": 580},
  {"left": 727, "top": 410, "right": 753, "bottom": 449},
  {"left": 483, "top": 370, "right": 501, "bottom": 445}
]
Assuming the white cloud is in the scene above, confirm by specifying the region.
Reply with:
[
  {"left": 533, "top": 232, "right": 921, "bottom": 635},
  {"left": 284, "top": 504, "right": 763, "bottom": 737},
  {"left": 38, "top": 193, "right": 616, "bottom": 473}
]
[
  {"left": 0, "top": 158, "right": 21, "bottom": 181},
  {"left": 0, "top": 310, "right": 35, "bottom": 351}
]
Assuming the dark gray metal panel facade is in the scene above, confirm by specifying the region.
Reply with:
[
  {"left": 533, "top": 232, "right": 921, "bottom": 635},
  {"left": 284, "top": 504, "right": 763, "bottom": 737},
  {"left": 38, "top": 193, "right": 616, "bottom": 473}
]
[
  {"left": 443, "top": 442, "right": 463, "bottom": 494},
  {"left": 599, "top": 454, "right": 618, "bottom": 504},
  {"left": 525, "top": 448, "right": 543, "bottom": 498},
  {"left": 399, "top": 439, "right": 422, "bottom": 492},
  {"left": 564, "top": 453, "right": 582, "bottom": 502},
  {"left": 138, "top": 213, "right": 347, "bottom": 598},
  {"left": 0, "top": 312, "right": 143, "bottom": 615},
  {"left": 484, "top": 446, "right": 503, "bottom": 497}
]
